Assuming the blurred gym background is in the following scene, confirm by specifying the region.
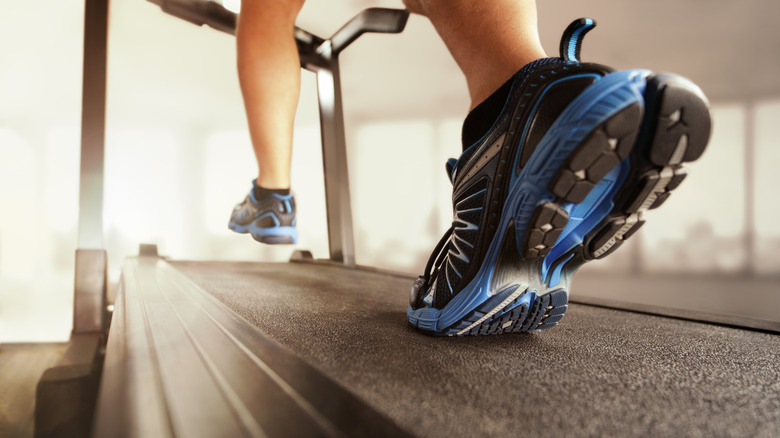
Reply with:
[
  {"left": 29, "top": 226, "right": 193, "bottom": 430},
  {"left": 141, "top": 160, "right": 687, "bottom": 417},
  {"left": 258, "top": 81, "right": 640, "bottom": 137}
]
[{"left": 1, "top": 0, "right": 778, "bottom": 342}]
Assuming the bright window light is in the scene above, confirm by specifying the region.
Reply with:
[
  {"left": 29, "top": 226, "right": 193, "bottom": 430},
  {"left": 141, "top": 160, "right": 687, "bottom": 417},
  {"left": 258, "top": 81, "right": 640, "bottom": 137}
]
[
  {"left": 104, "top": 129, "right": 182, "bottom": 249},
  {"left": 44, "top": 126, "right": 80, "bottom": 233},
  {"left": 352, "top": 120, "right": 439, "bottom": 273},
  {"left": 0, "top": 127, "right": 42, "bottom": 278},
  {"left": 204, "top": 130, "right": 255, "bottom": 235}
]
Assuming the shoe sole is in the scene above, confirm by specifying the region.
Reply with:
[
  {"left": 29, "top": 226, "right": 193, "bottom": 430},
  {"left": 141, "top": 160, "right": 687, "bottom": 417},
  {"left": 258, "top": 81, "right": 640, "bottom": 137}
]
[
  {"left": 408, "top": 70, "right": 711, "bottom": 336},
  {"left": 229, "top": 223, "right": 299, "bottom": 245}
]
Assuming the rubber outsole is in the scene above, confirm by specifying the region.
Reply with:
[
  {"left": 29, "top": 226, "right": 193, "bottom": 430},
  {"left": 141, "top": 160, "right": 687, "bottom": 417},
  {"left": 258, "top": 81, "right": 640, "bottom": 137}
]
[
  {"left": 229, "top": 223, "right": 298, "bottom": 245},
  {"left": 252, "top": 234, "right": 297, "bottom": 245},
  {"left": 408, "top": 70, "right": 711, "bottom": 336},
  {"left": 580, "top": 73, "right": 711, "bottom": 261}
]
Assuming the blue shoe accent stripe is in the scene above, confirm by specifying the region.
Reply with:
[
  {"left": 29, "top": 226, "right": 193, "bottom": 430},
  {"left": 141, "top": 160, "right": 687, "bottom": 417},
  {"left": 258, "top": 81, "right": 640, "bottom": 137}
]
[
  {"left": 256, "top": 212, "right": 281, "bottom": 227},
  {"left": 251, "top": 225, "right": 297, "bottom": 237},
  {"left": 541, "top": 159, "right": 630, "bottom": 285}
]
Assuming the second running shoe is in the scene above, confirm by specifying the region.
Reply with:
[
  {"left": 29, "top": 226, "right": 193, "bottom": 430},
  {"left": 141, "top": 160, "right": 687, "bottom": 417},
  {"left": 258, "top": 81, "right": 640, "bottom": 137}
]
[
  {"left": 228, "top": 180, "right": 298, "bottom": 244},
  {"left": 408, "top": 18, "right": 712, "bottom": 336}
]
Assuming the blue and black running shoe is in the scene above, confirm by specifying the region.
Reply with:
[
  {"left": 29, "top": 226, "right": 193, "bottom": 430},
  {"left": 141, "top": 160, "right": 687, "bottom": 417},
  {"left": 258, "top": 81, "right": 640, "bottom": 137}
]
[
  {"left": 228, "top": 180, "right": 298, "bottom": 244},
  {"left": 408, "top": 18, "right": 712, "bottom": 336}
]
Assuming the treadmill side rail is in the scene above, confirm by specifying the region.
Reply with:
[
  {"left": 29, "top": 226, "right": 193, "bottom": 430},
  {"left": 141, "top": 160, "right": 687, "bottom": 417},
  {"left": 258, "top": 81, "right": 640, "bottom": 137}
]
[{"left": 92, "top": 256, "right": 412, "bottom": 437}]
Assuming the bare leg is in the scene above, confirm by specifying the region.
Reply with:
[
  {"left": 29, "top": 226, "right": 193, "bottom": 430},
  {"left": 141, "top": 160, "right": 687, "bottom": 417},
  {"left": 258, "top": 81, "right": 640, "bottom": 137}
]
[
  {"left": 236, "top": 0, "right": 305, "bottom": 189},
  {"left": 403, "top": 0, "right": 547, "bottom": 109}
]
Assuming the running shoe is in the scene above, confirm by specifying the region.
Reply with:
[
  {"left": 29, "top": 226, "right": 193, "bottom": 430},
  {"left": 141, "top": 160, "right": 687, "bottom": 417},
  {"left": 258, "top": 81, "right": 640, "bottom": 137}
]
[
  {"left": 407, "top": 18, "right": 712, "bottom": 336},
  {"left": 228, "top": 180, "right": 298, "bottom": 244}
]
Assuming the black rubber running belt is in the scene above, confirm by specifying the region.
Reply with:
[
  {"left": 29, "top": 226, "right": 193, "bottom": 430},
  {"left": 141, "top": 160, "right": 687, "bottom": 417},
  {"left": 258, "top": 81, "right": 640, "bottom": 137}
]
[{"left": 173, "top": 260, "right": 780, "bottom": 438}]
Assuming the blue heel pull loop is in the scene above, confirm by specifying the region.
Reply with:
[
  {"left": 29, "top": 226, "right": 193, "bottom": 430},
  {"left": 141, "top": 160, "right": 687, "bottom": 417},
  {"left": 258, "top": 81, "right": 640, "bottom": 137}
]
[{"left": 559, "top": 18, "right": 597, "bottom": 63}]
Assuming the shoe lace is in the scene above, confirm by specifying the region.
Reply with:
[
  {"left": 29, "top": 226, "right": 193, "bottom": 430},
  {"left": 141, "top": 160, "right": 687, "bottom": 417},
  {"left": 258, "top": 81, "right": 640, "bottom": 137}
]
[
  {"left": 423, "top": 223, "right": 454, "bottom": 284},
  {"left": 423, "top": 157, "right": 461, "bottom": 284}
]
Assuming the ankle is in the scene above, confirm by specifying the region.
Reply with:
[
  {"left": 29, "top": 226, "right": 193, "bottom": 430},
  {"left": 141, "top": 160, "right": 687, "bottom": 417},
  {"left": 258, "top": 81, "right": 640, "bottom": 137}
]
[
  {"left": 253, "top": 183, "right": 290, "bottom": 200},
  {"left": 461, "top": 57, "right": 562, "bottom": 150},
  {"left": 467, "top": 49, "right": 547, "bottom": 110},
  {"left": 255, "top": 175, "right": 290, "bottom": 192}
]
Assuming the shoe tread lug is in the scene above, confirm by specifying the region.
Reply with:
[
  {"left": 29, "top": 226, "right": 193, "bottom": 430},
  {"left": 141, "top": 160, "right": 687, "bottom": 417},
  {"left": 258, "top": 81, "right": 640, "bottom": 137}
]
[{"left": 550, "top": 102, "right": 642, "bottom": 203}]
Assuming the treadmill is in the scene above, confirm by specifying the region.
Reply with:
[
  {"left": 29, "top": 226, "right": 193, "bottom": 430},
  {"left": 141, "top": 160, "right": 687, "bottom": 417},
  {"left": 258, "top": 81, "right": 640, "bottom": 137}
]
[{"left": 33, "top": 1, "right": 780, "bottom": 437}]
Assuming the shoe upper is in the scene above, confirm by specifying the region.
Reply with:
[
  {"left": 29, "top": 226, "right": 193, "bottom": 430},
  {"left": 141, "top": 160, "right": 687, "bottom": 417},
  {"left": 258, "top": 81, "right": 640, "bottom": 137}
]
[
  {"left": 230, "top": 184, "right": 296, "bottom": 229},
  {"left": 411, "top": 27, "right": 615, "bottom": 311}
]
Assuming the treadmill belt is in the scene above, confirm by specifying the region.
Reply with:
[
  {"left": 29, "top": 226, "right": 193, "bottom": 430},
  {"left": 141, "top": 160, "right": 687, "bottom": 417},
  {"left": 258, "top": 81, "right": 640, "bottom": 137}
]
[{"left": 172, "top": 260, "right": 780, "bottom": 437}]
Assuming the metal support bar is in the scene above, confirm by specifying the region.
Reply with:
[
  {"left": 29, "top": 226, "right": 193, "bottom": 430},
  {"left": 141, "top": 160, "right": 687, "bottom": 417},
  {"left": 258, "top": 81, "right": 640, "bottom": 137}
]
[
  {"left": 313, "top": 49, "right": 356, "bottom": 265},
  {"left": 308, "top": 8, "right": 408, "bottom": 265},
  {"left": 78, "top": 0, "right": 109, "bottom": 250},
  {"left": 74, "top": 0, "right": 110, "bottom": 334},
  {"left": 744, "top": 103, "right": 755, "bottom": 275}
]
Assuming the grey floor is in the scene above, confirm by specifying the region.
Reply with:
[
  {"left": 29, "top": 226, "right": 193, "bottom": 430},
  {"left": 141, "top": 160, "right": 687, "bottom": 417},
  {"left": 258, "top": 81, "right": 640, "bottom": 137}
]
[
  {"left": 571, "top": 271, "right": 780, "bottom": 331},
  {"left": 174, "top": 261, "right": 780, "bottom": 438},
  {"left": 0, "top": 344, "right": 65, "bottom": 438}
]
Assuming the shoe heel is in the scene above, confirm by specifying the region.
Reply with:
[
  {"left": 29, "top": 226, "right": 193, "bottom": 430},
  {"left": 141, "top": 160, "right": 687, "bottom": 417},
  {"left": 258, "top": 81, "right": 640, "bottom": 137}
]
[
  {"left": 582, "top": 73, "right": 712, "bottom": 260},
  {"left": 617, "top": 73, "right": 711, "bottom": 214},
  {"left": 643, "top": 73, "right": 712, "bottom": 167}
]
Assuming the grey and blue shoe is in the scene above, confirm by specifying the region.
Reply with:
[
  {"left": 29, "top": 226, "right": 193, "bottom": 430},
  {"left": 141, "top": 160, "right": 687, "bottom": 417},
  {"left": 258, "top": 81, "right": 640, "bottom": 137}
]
[
  {"left": 228, "top": 180, "right": 298, "bottom": 244},
  {"left": 408, "top": 18, "right": 712, "bottom": 336}
]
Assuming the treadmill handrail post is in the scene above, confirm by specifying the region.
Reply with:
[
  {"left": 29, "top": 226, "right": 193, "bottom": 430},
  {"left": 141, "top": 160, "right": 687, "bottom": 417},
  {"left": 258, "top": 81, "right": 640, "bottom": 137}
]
[
  {"left": 311, "top": 42, "right": 356, "bottom": 266},
  {"left": 307, "top": 9, "right": 408, "bottom": 266},
  {"left": 78, "top": 0, "right": 109, "bottom": 252},
  {"left": 74, "top": 0, "right": 110, "bottom": 334}
]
